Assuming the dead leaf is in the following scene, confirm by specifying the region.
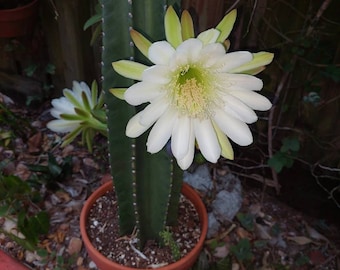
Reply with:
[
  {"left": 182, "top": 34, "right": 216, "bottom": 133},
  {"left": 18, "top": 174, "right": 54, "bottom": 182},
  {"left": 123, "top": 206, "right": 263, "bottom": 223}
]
[
  {"left": 15, "top": 163, "right": 31, "bottom": 180},
  {"left": 309, "top": 250, "right": 326, "bottom": 265},
  {"left": 83, "top": 157, "right": 99, "bottom": 169},
  {"left": 255, "top": 223, "right": 272, "bottom": 240},
  {"left": 62, "top": 144, "right": 74, "bottom": 156},
  {"left": 304, "top": 223, "right": 329, "bottom": 243},
  {"left": 28, "top": 132, "right": 42, "bottom": 153},
  {"left": 286, "top": 236, "right": 313, "bottom": 245},
  {"left": 236, "top": 227, "right": 252, "bottom": 239}
]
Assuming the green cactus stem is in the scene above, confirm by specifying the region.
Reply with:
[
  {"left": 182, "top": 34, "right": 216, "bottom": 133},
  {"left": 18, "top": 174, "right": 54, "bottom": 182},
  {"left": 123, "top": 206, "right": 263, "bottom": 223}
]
[{"left": 101, "top": 0, "right": 183, "bottom": 246}]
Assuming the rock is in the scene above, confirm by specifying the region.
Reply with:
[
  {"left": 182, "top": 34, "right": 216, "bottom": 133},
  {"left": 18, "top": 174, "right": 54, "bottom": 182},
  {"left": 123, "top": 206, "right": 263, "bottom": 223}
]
[
  {"left": 67, "top": 237, "right": 82, "bottom": 255},
  {"left": 183, "top": 164, "right": 213, "bottom": 194},
  {"left": 89, "top": 261, "right": 97, "bottom": 269},
  {"left": 25, "top": 250, "right": 41, "bottom": 263},
  {"left": 212, "top": 189, "right": 242, "bottom": 222},
  {"left": 215, "top": 172, "right": 241, "bottom": 193},
  {"left": 207, "top": 212, "right": 221, "bottom": 238}
]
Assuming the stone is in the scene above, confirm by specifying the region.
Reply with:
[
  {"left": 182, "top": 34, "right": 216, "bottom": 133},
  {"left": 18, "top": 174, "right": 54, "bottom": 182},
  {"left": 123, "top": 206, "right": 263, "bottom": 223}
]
[
  {"left": 211, "top": 174, "right": 242, "bottom": 223},
  {"left": 183, "top": 164, "right": 213, "bottom": 194},
  {"left": 207, "top": 212, "right": 221, "bottom": 239},
  {"left": 67, "top": 237, "right": 82, "bottom": 255}
]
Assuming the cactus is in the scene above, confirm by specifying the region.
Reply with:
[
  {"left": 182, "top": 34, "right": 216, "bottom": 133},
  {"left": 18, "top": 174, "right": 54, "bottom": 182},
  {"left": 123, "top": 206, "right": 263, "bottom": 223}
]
[{"left": 101, "top": 0, "right": 182, "bottom": 246}]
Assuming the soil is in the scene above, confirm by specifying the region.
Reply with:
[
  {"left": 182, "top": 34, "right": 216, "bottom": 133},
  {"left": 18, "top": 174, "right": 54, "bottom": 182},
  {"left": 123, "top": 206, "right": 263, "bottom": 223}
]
[
  {"left": 86, "top": 189, "right": 200, "bottom": 268},
  {"left": 0, "top": 95, "right": 339, "bottom": 269}
]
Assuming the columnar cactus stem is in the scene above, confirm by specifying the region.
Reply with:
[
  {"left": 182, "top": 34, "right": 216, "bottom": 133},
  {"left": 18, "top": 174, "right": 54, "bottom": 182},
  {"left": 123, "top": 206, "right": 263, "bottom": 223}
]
[{"left": 101, "top": 0, "right": 183, "bottom": 246}]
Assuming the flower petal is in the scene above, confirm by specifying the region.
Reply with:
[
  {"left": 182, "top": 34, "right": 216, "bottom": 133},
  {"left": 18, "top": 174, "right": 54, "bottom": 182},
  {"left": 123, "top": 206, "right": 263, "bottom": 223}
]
[
  {"left": 171, "top": 116, "right": 191, "bottom": 160},
  {"left": 230, "top": 90, "right": 272, "bottom": 111},
  {"left": 197, "top": 29, "right": 220, "bottom": 45},
  {"left": 216, "top": 9, "right": 237, "bottom": 43},
  {"left": 165, "top": 6, "right": 182, "bottom": 48},
  {"left": 139, "top": 97, "right": 169, "bottom": 127},
  {"left": 130, "top": 29, "right": 152, "bottom": 59},
  {"left": 142, "top": 65, "right": 172, "bottom": 84},
  {"left": 148, "top": 41, "right": 175, "bottom": 65},
  {"left": 213, "top": 108, "right": 253, "bottom": 146},
  {"left": 214, "top": 51, "right": 253, "bottom": 72},
  {"left": 109, "top": 88, "right": 127, "bottom": 100},
  {"left": 221, "top": 94, "right": 258, "bottom": 123},
  {"left": 47, "top": 119, "right": 81, "bottom": 133},
  {"left": 181, "top": 10, "right": 194, "bottom": 40},
  {"left": 124, "top": 82, "right": 164, "bottom": 106},
  {"left": 229, "top": 52, "right": 274, "bottom": 74},
  {"left": 112, "top": 60, "right": 148, "bottom": 81},
  {"left": 126, "top": 111, "right": 151, "bottom": 138},
  {"left": 147, "top": 109, "right": 177, "bottom": 153},
  {"left": 220, "top": 73, "right": 263, "bottom": 91},
  {"left": 212, "top": 121, "right": 234, "bottom": 160},
  {"left": 177, "top": 121, "right": 195, "bottom": 170},
  {"left": 200, "top": 43, "right": 226, "bottom": 67},
  {"left": 194, "top": 119, "right": 220, "bottom": 163},
  {"left": 173, "top": 38, "right": 203, "bottom": 66},
  {"left": 51, "top": 97, "right": 75, "bottom": 116}
]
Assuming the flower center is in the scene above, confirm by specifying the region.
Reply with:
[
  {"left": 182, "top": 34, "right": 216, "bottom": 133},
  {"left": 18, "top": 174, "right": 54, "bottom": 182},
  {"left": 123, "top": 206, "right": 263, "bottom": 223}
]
[{"left": 171, "top": 65, "right": 212, "bottom": 118}]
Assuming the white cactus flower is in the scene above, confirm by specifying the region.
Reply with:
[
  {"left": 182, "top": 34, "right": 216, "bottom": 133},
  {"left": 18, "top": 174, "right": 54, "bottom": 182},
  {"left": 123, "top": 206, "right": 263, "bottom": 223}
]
[{"left": 112, "top": 7, "right": 274, "bottom": 170}]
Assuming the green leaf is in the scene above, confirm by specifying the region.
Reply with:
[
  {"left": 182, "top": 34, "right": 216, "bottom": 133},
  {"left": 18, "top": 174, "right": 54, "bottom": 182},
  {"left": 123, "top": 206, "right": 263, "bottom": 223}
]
[
  {"left": 0, "top": 205, "right": 10, "bottom": 216},
  {"left": 268, "top": 152, "right": 286, "bottom": 173},
  {"left": 236, "top": 212, "right": 254, "bottom": 231},
  {"left": 83, "top": 13, "right": 102, "bottom": 31},
  {"left": 230, "top": 238, "right": 253, "bottom": 262},
  {"left": 281, "top": 137, "right": 300, "bottom": 152},
  {"left": 24, "top": 64, "right": 38, "bottom": 77},
  {"left": 48, "top": 154, "right": 63, "bottom": 177}
]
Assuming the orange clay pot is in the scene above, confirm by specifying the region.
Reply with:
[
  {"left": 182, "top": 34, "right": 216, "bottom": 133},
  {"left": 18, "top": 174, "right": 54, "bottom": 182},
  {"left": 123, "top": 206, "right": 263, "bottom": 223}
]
[
  {"left": 80, "top": 181, "right": 208, "bottom": 270},
  {"left": 0, "top": 0, "right": 39, "bottom": 37}
]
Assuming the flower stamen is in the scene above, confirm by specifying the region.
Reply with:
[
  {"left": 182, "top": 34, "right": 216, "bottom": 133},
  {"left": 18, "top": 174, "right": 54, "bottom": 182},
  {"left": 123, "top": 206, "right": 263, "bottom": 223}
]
[{"left": 170, "top": 65, "right": 212, "bottom": 118}]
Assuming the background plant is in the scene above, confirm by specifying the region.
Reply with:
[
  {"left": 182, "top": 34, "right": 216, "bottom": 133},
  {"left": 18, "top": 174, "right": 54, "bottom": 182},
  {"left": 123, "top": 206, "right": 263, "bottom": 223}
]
[{"left": 0, "top": 174, "right": 49, "bottom": 251}]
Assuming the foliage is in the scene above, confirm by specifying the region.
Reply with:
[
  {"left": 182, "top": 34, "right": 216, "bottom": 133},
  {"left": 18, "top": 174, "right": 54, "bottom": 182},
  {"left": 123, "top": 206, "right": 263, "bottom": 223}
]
[
  {"left": 0, "top": 174, "right": 49, "bottom": 250},
  {"left": 83, "top": 0, "right": 102, "bottom": 46},
  {"left": 268, "top": 137, "right": 300, "bottom": 173},
  {"left": 230, "top": 238, "right": 254, "bottom": 263},
  {"left": 26, "top": 153, "right": 73, "bottom": 190},
  {"left": 236, "top": 212, "right": 254, "bottom": 231},
  {"left": 0, "top": 102, "right": 34, "bottom": 145}
]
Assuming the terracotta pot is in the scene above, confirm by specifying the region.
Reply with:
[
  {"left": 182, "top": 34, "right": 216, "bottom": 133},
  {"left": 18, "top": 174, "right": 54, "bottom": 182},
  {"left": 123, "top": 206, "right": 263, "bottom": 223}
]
[
  {"left": 0, "top": 0, "right": 39, "bottom": 38},
  {"left": 80, "top": 181, "right": 208, "bottom": 270}
]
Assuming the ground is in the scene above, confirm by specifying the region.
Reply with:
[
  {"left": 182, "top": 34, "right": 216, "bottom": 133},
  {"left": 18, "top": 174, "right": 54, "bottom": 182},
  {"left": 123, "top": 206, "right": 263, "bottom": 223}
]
[{"left": 0, "top": 95, "right": 339, "bottom": 269}]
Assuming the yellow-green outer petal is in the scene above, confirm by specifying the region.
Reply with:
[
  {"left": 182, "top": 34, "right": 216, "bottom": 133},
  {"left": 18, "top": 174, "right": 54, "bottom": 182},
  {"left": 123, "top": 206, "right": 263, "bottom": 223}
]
[
  {"left": 164, "top": 6, "right": 182, "bottom": 48},
  {"left": 63, "top": 90, "right": 82, "bottom": 108},
  {"left": 229, "top": 52, "right": 274, "bottom": 74},
  {"left": 112, "top": 60, "right": 148, "bottom": 81},
  {"left": 109, "top": 88, "right": 127, "bottom": 100},
  {"left": 130, "top": 29, "right": 152, "bottom": 58},
  {"left": 181, "top": 10, "right": 194, "bottom": 40},
  {"left": 216, "top": 9, "right": 237, "bottom": 43},
  {"left": 212, "top": 121, "right": 234, "bottom": 160}
]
